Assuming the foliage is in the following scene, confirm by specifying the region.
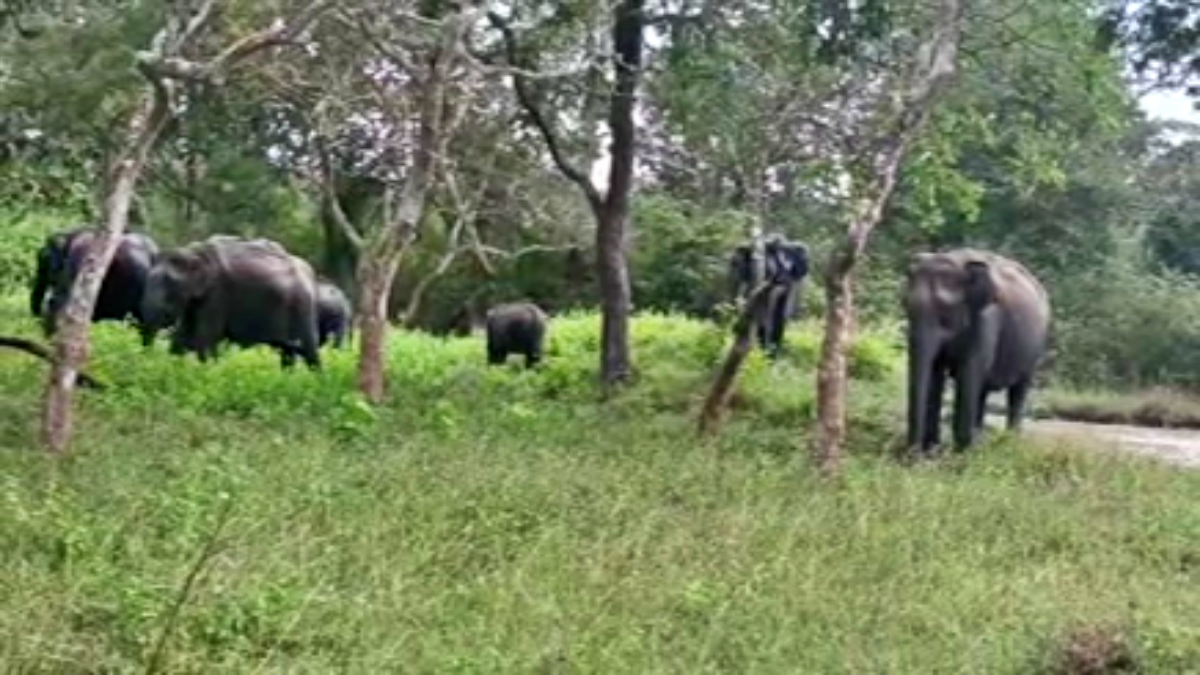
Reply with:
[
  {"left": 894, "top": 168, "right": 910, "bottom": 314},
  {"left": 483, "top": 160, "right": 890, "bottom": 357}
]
[
  {"left": 0, "top": 301, "right": 1198, "bottom": 671},
  {"left": 1100, "top": 0, "right": 1200, "bottom": 94},
  {"left": 628, "top": 194, "right": 748, "bottom": 317},
  {"left": 1050, "top": 259, "right": 1200, "bottom": 390},
  {"left": 0, "top": 208, "right": 77, "bottom": 291}
]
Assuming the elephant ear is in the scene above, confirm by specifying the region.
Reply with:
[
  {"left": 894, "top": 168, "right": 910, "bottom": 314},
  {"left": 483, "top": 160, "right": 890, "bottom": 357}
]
[
  {"left": 166, "top": 249, "right": 218, "bottom": 298},
  {"left": 963, "top": 260, "right": 997, "bottom": 312}
]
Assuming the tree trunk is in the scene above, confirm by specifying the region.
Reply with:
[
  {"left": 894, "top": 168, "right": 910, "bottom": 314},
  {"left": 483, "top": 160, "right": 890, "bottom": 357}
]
[
  {"left": 355, "top": 254, "right": 401, "bottom": 403},
  {"left": 596, "top": 0, "right": 644, "bottom": 386},
  {"left": 42, "top": 94, "right": 166, "bottom": 452},
  {"left": 699, "top": 281, "right": 775, "bottom": 435},
  {"left": 813, "top": 246, "right": 858, "bottom": 475},
  {"left": 595, "top": 205, "right": 632, "bottom": 385}
]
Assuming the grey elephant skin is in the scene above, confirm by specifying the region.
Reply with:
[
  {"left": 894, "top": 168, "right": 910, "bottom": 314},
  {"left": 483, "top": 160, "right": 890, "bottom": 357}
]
[
  {"left": 729, "top": 235, "right": 809, "bottom": 359},
  {"left": 140, "top": 236, "right": 322, "bottom": 370},
  {"left": 485, "top": 302, "right": 548, "bottom": 369},
  {"left": 30, "top": 227, "right": 160, "bottom": 336},
  {"left": 316, "top": 281, "right": 353, "bottom": 348},
  {"left": 904, "top": 248, "right": 1051, "bottom": 453}
]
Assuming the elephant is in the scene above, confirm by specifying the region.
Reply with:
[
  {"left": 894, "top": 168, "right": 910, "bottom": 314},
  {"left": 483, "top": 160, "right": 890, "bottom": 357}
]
[
  {"left": 729, "top": 233, "right": 810, "bottom": 359},
  {"left": 30, "top": 227, "right": 160, "bottom": 336},
  {"left": 140, "top": 235, "right": 321, "bottom": 370},
  {"left": 316, "top": 280, "right": 353, "bottom": 348},
  {"left": 485, "top": 302, "right": 548, "bottom": 369},
  {"left": 904, "top": 248, "right": 1051, "bottom": 453}
]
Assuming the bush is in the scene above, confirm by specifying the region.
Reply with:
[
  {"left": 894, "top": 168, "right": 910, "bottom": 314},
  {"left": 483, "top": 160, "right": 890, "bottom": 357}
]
[
  {"left": 0, "top": 208, "right": 77, "bottom": 294},
  {"left": 1049, "top": 261, "right": 1200, "bottom": 390}
]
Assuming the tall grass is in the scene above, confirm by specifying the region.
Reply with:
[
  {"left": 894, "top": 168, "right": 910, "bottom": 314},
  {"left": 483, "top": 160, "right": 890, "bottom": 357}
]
[{"left": 0, "top": 302, "right": 1198, "bottom": 672}]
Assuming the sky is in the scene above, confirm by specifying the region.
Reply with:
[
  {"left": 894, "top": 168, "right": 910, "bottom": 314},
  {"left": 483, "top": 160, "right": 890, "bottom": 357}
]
[{"left": 1140, "top": 88, "right": 1200, "bottom": 124}]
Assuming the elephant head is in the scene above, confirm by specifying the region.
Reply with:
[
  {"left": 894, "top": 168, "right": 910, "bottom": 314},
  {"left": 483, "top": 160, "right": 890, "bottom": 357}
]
[
  {"left": 140, "top": 245, "right": 219, "bottom": 347},
  {"left": 29, "top": 230, "right": 81, "bottom": 317}
]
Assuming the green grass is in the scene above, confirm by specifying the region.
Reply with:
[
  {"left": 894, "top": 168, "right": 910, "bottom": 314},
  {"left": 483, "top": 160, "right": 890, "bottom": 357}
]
[{"left": 1, "top": 299, "right": 1199, "bottom": 673}]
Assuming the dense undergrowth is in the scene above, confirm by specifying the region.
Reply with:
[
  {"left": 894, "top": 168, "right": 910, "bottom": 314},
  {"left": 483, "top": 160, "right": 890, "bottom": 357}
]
[{"left": 1, "top": 299, "right": 1199, "bottom": 673}]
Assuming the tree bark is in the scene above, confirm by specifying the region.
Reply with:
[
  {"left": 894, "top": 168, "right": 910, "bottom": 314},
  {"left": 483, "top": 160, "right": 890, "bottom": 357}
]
[
  {"left": 355, "top": 254, "right": 401, "bottom": 402},
  {"left": 813, "top": 246, "right": 858, "bottom": 474}
]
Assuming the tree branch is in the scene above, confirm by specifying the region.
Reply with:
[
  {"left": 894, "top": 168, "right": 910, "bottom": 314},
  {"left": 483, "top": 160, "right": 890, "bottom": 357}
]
[
  {"left": 1, "top": 337, "right": 106, "bottom": 390},
  {"left": 487, "top": 11, "right": 603, "bottom": 212},
  {"left": 315, "top": 134, "right": 366, "bottom": 251},
  {"left": 137, "top": 0, "right": 333, "bottom": 85}
]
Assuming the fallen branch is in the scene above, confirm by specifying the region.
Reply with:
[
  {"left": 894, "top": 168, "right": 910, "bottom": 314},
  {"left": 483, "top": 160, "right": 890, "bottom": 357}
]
[
  {"left": 1, "top": 336, "right": 106, "bottom": 390},
  {"left": 697, "top": 282, "right": 776, "bottom": 436}
]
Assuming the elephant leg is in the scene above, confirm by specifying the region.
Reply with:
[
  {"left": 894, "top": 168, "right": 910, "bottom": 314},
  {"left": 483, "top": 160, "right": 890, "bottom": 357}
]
[
  {"left": 1006, "top": 378, "right": 1032, "bottom": 431},
  {"left": 975, "top": 387, "right": 989, "bottom": 431},
  {"left": 767, "top": 284, "right": 792, "bottom": 358},
  {"left": 279, "top": 345, "right": 298, "bottom": 370},
  {"left": 487, "top": 341, "right": 506, "bottom": 365},
  {"left": 922, "top": 362, "right": 946, "bottom": 450},
  {"left": 952, "top": 363, "right": 986, "bottom": 451},
  {"left": 296, "top": 329, "right": 321, "bottom": 371}
]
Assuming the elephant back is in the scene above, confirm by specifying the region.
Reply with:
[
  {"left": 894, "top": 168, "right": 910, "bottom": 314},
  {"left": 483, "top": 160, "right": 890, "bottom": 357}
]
[{"left": 947, "top": 248, "right": 1049, "bottom": 313}]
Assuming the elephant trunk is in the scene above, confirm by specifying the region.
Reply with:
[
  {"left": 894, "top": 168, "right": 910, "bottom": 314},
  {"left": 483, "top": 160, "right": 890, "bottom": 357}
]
[{"left": 907, "top": 328, "right": 938, "bottom": 451}]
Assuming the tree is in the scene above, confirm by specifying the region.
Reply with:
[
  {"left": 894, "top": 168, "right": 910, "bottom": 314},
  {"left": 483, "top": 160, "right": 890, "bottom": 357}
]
[
  {"left": 41, "top": 0, "right": 331, "bottom": 452},
  {"left": 812, "top": 0, "right": 964, "bottom": 473},
  {"left": 488, "top": 0, "right": 645, "bottom": 386}
]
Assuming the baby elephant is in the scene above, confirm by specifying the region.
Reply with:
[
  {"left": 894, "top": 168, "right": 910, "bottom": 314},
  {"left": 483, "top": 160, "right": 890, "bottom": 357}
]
[
  {"left": 316, "top": 281, "right": 353, "bottom": 349},
  {"left": 486, "top": 302, "right": 548, "bottom": 368}
]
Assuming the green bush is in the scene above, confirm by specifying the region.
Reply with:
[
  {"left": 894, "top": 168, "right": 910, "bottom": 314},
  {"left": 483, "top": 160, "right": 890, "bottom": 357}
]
[
  {"left": 0, "top": 209, "right": 77, "bottom": 294},
  {"left": 1049, "top": 261, "right": 1200, "bottom": 390}
]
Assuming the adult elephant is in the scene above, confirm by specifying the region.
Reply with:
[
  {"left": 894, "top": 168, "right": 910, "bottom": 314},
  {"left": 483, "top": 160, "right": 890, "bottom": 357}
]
[
  {"left": 30, "top": 227, "right": 160, "bottom": 336},
  {"left": 316, "top": 280, "right": 353, "bottom": 349},
  {"left": 729, "top": 233, "right": 810, "bottom": 359},
  {"left": 140, "top": 235, "right": 321, "bottom": 370},
  {"left": 904, "top": 248, "right": 1051, "bottom": 453}
]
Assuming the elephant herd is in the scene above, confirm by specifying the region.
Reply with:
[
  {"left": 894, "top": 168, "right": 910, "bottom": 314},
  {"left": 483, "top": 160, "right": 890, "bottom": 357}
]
[
  {"left": 28, "top": 225, "right": 1051, "bottom": 455},
  {"left": 30, "top": 229, "right": 352, "bottom": 370},
  {"left": 29, "top": 227, "right": 551, "bottom": 373}
]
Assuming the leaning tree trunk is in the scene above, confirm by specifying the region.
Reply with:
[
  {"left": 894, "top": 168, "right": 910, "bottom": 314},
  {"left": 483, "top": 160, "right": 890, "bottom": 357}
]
[
  {"left": 698, "top": 281, "right": 775, "bottom": 435},
  {"left": 42, "top": 92, "right": 168, "bottom": 452}
]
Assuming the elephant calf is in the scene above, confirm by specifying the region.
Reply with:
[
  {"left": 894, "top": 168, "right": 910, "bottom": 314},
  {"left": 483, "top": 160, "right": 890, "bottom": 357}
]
[
  {"left": 485, "top": 302, "right": 548, "bottom": 369},
  {"left": 316, "top": 281, "right": 353, "bottom": 349},
  {"left": 904, "top": 248, "right": 1051, "bottom": 453}
]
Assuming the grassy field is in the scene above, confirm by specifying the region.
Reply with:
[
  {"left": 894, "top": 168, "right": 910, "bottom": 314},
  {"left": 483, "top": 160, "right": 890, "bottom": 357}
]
[{"left": 1, "top": 299, "right": 1198, "bottom": 673}]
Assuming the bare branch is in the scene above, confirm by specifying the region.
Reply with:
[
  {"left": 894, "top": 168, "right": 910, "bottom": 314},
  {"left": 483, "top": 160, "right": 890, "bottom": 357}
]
[
  {"left": 315, "top": 133, "right": 366, "bottom": 251},
  {"left": 486, "top": 11, "right": 603, "bottom": 212},
  {"left": 137, "top": 0, "right": 333, "bottom": 85}
]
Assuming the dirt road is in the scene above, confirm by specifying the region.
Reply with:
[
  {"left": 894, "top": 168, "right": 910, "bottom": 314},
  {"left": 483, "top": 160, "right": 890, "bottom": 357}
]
[{"left": 999, "top": 416, "right": 1200, "bottom": 469}]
